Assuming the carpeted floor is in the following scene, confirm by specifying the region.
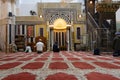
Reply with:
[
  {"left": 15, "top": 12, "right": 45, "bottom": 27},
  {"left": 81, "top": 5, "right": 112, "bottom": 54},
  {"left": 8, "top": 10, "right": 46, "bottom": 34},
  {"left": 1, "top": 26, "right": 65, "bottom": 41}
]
[{"left": 0, "top": 51, "right": 120, "bottom": 80}]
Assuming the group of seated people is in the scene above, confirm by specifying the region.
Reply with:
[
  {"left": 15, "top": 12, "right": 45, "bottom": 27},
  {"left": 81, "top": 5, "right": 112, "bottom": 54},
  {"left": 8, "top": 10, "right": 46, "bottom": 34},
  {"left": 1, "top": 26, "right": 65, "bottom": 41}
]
[
  {"left": 11, "top": 40, "right": 60, "bottom": 53},
  {"left": 24, "top": 41, "right": 60, "bottom": 53},
  {"left": 25, "top": 39, "right": 44, "bottom": 53}
]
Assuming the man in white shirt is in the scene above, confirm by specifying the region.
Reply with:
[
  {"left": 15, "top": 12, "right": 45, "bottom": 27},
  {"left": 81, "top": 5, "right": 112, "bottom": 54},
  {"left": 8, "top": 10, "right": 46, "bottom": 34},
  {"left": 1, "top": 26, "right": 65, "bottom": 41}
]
[{"left": 35, "top": 39, "right": 44, "bottom": 53}]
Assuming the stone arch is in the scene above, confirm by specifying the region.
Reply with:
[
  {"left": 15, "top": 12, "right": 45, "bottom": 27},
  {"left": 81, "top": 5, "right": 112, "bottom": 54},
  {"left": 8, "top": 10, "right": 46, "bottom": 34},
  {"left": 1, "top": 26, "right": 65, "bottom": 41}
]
[{"left": 49, "top": 13, "right": 71, "bottom": 25}]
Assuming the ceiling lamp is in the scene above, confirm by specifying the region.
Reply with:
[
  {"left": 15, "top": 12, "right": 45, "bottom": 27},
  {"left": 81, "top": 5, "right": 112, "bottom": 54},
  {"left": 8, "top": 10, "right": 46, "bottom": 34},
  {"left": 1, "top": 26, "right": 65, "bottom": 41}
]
[
  {"left": 39, "top": 15, "right": 42, "bottom": 18},
  {"left": 90, "top": 0, "right": 93, "bottom": 4}
]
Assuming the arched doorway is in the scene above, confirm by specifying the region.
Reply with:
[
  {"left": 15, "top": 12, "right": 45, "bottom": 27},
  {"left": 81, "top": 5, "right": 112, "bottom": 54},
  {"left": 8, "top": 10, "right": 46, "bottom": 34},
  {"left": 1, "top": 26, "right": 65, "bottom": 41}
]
[
  {"left": 53, "top": 18, "right": 67, "bottom": 50},
  {"left": 48, "top": 19, "right": 73, "bottom": 51}
]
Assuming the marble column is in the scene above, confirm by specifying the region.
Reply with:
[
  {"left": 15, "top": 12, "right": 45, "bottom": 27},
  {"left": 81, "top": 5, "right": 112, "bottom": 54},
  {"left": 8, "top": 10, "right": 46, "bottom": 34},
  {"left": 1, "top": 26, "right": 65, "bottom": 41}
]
[
  {"left": 67, "top": 27, "right": 70, "bottom": 51},
  {"left": 50, "top": 27, "right": 54, "bottom": 50},
  {"left": 71, "top": 21, "right": 74, "bottom": 51},
  {"left": 47, "top": 27, "right": 50, "bottom": 51}
]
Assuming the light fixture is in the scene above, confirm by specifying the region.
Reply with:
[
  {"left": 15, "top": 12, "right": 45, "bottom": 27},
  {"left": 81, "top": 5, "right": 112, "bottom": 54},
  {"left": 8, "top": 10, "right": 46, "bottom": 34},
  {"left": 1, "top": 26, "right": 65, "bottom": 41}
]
[
  {"left": 90, "top": 0, "right": 93, "bottom": 4},
  {"left": 39, "top": 15, "right": 42, "bottom": 18},
  {"left": 79, "top": 14, "right": 82, "bottom": 18}
]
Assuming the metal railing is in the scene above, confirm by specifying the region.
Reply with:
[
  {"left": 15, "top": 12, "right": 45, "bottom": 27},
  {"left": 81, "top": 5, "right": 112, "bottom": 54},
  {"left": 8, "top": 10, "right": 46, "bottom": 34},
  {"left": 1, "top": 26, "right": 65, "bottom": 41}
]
[{"left": 87, "top": 12, "right": 99, "bottom": 28}]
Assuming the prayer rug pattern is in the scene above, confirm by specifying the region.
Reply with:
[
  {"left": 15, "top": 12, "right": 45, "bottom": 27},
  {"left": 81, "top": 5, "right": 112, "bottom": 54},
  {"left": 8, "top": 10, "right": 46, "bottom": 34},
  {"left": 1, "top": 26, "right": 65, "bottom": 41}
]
[{"left": 0, "top": 51, "right": 120, "bottom": 80}]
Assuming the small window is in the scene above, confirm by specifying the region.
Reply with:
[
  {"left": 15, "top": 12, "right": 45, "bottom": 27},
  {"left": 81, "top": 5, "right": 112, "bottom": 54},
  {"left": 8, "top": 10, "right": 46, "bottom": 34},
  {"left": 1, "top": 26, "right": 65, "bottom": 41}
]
[
  {"left": 77, "top": 27, "right": 81, "bottom": 39},
  {"left": 39, "top": 28, "right": 43, "bottom": 36}
]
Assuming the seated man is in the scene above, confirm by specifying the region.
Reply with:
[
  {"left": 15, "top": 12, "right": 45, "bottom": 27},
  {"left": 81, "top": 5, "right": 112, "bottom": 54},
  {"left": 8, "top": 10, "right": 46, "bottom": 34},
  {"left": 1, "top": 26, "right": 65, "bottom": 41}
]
[
  {"left": 53, "top": 42, "right": 59, "bottom": 52},
  {"left": 25, "top": 45, "right": 32, "bottom": 53},
  {"left": 93, "top": 48, "right": 100, "bottom": 55},
  {"left": 35, "top": 39, "right": 44, "bottom": 54},
  {"left": 10, "top": 41, "right": 17, "bottom": 53}
]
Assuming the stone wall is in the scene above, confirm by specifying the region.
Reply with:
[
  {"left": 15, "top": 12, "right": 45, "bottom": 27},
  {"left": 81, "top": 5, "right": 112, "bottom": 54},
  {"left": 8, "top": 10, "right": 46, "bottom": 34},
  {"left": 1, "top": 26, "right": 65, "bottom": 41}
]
[{"left": 0, "top": 24, "right": 7, "bottom": 52}]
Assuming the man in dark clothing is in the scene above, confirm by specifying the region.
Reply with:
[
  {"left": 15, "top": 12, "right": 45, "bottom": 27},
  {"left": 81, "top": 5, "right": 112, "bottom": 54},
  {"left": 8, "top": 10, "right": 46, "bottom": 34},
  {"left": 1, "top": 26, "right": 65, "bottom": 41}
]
[
  {"left": 53, "top": 42, "right": 59, "bottom": 52},
  {"left": 94, "top": 48, "right": 100, "bottom": 55},
  {"left": 113, "top": 32, "right": 120, "bottom": 57}
]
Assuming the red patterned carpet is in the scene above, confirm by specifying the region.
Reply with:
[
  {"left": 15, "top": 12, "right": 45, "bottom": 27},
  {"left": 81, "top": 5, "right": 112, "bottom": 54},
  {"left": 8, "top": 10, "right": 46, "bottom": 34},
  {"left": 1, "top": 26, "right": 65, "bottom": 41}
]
[
  {"left": 2, "top": 72, "right": 36, "bottom": 80},
  {"left": 46, "top": 72, "right": 77, "bottom": 80},
  {"left": 85, "top": 72, "right": 120, "bottom": 80},
  {"left": 0, "top": 51, "right": 120, "bottom": 80}
]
